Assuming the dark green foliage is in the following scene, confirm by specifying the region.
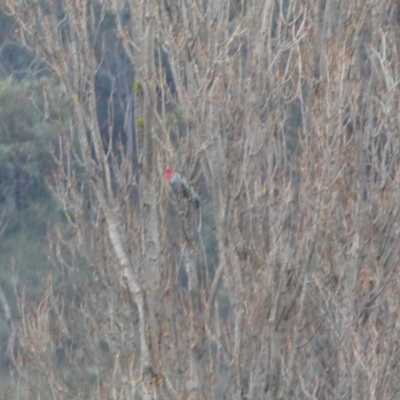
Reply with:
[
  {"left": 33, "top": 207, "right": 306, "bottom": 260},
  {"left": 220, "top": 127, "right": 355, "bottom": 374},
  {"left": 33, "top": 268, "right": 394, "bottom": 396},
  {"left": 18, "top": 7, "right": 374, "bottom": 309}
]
[
  {"left": 0, "top": 79, "right": 55, "bottom": 212},
  {"left": 0, "top": 78, "right": 60, "bottom": 315}
]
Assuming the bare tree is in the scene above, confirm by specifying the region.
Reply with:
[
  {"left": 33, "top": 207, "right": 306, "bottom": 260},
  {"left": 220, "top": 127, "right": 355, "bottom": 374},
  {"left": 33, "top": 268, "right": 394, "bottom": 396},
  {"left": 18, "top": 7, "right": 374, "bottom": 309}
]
[{"left": 3, "top": 0, "right": 400, "bottom": 398}]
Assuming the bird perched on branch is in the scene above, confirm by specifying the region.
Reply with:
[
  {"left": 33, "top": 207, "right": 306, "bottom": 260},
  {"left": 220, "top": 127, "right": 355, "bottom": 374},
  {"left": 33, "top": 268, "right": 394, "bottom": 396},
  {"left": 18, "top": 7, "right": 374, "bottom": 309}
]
[{"left": 165, "top": 168, "right": 201, "bottom": 208}]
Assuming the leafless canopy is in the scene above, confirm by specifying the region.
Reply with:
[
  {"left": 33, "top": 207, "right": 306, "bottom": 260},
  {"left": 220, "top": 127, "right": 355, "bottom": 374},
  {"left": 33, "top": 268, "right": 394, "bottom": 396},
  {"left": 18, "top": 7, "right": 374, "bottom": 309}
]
[{"left": 2, "top": 0, "right": 400, "bottom": 398}]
